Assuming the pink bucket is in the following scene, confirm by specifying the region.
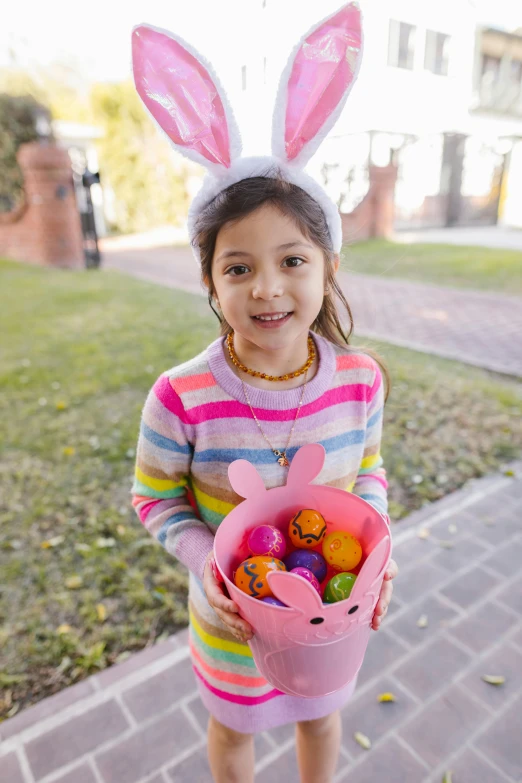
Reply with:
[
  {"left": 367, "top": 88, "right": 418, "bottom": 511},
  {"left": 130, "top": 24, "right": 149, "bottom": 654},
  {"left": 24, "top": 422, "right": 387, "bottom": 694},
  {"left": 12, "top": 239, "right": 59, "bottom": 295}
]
[{"left": 214, "top": 444, "right": 392, "bottom": 699}]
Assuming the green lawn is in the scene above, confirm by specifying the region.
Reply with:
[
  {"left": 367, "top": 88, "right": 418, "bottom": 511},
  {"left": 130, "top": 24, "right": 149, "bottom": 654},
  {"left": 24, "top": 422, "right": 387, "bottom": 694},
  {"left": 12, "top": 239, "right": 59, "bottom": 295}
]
[
  {"left": 1, "top": 258, "right": 520, "bottom": 719},
  {"left": 341, "top": 239, "right": 522, "bottom": 294}
]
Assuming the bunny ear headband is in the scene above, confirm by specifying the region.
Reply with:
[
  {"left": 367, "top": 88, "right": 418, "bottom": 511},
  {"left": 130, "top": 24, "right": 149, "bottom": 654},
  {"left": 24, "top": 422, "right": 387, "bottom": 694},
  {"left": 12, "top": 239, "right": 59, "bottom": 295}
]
[{"left": 131, "top": 3, "right": 363, "bottom": 264}]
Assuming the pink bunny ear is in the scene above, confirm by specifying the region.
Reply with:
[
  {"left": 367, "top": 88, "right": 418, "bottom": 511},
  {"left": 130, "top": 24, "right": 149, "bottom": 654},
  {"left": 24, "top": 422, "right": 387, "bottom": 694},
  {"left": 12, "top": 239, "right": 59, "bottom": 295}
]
[
  {"left": 287, "top": 444, "right": 325, "bottom": 487},
  {"left": 131, "top": 24, "right": 241, "bottom": 170},
  {"left": 272, "top": 3, "right": 363, "bottom": 166},
  {"left": 268, "top": 571, "right": 324, "bottom": 614},
  {"left": 228, "top": 460, "right": 267, "bottom": 500}
]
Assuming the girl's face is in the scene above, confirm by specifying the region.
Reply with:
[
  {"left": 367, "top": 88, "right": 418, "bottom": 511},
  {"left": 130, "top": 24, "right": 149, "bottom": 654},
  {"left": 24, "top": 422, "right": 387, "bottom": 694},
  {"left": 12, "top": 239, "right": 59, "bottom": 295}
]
[{"left": 210, "top": 203, "right": 338, "bottom": 353}]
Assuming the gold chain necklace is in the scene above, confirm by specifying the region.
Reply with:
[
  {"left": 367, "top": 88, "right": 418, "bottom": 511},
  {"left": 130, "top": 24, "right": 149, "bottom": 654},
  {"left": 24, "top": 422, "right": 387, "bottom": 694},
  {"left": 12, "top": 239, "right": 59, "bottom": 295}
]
[
  {"left": 226, "top": 331, "right": 315, "bottom": 382},
  {"left": 241, "top": 371, "right": 308, "bottom": 467}
]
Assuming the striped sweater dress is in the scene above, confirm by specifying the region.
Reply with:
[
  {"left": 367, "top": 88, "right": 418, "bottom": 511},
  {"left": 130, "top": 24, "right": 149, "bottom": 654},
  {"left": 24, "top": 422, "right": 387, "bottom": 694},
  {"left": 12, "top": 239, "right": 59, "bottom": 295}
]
[{"left": 131, "top": 332, "right": 388, "bottom": 733}]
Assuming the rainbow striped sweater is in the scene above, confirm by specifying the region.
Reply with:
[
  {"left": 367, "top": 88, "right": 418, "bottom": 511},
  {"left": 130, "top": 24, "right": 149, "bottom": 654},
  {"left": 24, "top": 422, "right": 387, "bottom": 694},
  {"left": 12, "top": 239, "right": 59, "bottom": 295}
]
[
  {"left": 132, "top": 332, "right": 388, "bottom": 580},
  {"left": 131, "top": 332, "right": 388, "bottom": 730}
]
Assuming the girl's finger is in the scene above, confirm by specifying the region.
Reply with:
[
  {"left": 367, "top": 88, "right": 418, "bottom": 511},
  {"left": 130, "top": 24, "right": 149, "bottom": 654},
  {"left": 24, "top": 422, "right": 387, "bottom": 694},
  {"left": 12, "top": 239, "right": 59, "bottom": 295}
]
[{"left": 384, "top": 559, "right": 399, "bottom": 580}]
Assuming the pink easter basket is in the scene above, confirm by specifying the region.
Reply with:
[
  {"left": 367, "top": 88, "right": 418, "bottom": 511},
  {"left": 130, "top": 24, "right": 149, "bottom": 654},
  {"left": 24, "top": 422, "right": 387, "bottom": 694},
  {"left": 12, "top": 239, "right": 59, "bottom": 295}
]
[{"left": 214, "top": 444, "right": 392, "bottom": 699}]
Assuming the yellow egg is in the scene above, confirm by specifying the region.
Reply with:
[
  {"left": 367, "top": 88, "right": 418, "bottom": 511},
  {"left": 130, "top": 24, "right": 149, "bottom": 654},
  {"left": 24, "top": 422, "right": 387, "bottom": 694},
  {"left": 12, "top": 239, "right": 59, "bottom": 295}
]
[
  {"left": 322, "top": 531, "right": 362, "bottom": 571},
  {"left": 289, "top": 509, "right": 327, "bottom": 549},
  {"left": 234, "top": 556, "right": 286, "bottom": 598}
]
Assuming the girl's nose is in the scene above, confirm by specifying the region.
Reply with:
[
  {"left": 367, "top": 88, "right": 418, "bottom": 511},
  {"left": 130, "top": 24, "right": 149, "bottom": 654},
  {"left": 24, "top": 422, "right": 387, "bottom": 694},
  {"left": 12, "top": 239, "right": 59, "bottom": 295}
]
[{"left": 252, "top": 273, "right": 284, "bottom": 300}]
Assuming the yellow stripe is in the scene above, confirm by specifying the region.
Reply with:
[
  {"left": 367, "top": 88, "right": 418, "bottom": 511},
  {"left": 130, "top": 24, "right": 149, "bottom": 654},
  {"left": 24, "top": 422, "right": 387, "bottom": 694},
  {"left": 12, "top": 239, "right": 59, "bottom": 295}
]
[
  {"left": 135, "top": 466, "right": 187, "bottom": 493},
  {"left": 192, "top": 483, "right": 235, "bottom": 517},
  {"left": 189, "top": 607, "right": 253, "bottom": 657},
  {"left": 360, "top": 453, "right": 381, "bottom": 469},
  {"left": 346, "top": 480, "right": 356, "bottom": 492}
]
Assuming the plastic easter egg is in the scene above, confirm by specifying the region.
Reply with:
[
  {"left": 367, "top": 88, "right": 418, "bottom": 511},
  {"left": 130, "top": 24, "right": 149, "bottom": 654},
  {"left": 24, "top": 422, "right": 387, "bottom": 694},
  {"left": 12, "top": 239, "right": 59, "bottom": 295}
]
[
  {"left": 284, "top": 549, "right": 328, "bottom": 582},
  {"left": 322, "top": 531, "right": 362, "bottom": 571},
  {"left": 260, "top": 596, "right": 286, "bottom": 607},
  {"left": 248, "top": 524, "right": 286, "bottom": 558},
  {"left": 234, "top": 556, "right": 286, "bottom": 598},
  {"left": 289, "top": 509, "right": 327, "bottom": 549},
  {"left": 323, "top": 572, "right": 357, "bottom": 603},
  {"left": 290, "top": 566, "right": 321, "bottom": 593}
]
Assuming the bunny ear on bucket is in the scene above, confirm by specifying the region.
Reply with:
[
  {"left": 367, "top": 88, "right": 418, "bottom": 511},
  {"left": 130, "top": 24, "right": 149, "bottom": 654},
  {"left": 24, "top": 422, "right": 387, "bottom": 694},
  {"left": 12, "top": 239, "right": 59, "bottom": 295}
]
[
  {"left": 131, "top": 23, "right": 242, "bottom": 172},
  {"left": 228, "top": 460, "right": 267, "bottom": 500},
  {"left": 287, "top": 444, "right": 325, "bottom": 487},
  {"left": 271, "top": 2, "right": 363, "bottom": 168}
]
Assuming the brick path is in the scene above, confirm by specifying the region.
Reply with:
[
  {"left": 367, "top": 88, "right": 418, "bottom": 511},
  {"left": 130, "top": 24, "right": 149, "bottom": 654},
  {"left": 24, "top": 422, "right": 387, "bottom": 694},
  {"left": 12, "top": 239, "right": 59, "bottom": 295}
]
[
  {"left": 1, "top": 466, "right": 521, "bottom": 783},
  {"left": 102, "top": 244, "right": 522, "bottom": 377}
]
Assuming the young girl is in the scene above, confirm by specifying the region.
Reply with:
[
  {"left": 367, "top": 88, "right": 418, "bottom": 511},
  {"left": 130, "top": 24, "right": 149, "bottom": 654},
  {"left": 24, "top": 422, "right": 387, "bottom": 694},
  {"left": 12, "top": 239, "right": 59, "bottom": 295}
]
[{"left": 131, "top": 6, "right": 398, "bottom": 781}]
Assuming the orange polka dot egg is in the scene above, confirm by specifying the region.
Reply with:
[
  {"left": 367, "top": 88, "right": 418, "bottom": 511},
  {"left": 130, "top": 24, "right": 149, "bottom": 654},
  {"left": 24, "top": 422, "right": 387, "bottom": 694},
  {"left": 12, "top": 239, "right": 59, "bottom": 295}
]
[
  {"left": 288, "top": 509, "right": 327, "bottom": 549},
  {"left": 234, "top": 556, "right": 286, "bottom": 598},
  {"left": 322, "top": 531, "right": 362, "bottom": 571}
]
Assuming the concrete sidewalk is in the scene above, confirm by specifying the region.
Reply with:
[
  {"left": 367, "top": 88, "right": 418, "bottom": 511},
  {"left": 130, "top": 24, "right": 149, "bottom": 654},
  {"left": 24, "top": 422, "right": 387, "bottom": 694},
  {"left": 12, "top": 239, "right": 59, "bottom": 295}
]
[
  {"left": 393, "top": 226, "right": 522, "bottom": 251},
  {"left": 1, "top": 466, "right": 521, "bottom": 783},
  {"left": 101, "top": 243, "right": 522, "bottom": 378}
]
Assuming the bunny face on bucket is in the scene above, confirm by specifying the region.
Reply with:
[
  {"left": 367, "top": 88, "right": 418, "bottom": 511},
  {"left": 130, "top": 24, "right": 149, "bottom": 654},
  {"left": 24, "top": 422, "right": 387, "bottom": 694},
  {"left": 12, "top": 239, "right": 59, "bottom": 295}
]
[{"left": 266, "top": 536, "right": 388, "bottom": 646}]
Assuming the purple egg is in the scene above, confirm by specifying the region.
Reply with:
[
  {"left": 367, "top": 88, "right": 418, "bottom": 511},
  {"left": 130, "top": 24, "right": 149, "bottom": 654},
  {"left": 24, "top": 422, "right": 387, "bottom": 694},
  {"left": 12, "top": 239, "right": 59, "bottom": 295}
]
[
  {"left": 290, "top": 566, "right": 321, "bottom": 593},
  {"left": 248, "top": 525, "right": 287, "bottom": 558},
  {"left": 284, "top": 549, "right": 327, "bottom": 582},
  {"left": 260, "top": 596, "right": 286, "bottom": 607}
]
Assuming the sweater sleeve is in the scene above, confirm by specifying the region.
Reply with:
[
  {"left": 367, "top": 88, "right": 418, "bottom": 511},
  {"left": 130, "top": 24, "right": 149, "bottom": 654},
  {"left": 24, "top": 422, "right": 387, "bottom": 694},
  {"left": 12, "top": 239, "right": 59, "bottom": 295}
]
[
  {"left": 351, "top": 362, "right": 389, "bottom": 517},
  {"left": 131, "top": 374, "right": 215, "bottom": 581}
]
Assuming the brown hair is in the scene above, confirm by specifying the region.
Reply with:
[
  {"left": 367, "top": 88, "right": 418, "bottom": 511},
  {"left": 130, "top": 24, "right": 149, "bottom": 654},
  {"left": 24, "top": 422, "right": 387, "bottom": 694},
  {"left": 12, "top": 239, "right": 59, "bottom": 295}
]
[{"left": 191, "top": 171, "right": 390, "bottom": 401}]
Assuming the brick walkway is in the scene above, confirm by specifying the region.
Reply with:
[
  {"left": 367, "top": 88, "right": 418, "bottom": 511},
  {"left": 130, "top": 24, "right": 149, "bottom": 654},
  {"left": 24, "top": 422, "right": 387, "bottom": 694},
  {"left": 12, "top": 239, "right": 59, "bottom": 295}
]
[
  {"left": 101, "top": 244, "right": 522, "bottom": 377},
  {"left": 1, "top": 466, "right": 521, "bottom": 783}
]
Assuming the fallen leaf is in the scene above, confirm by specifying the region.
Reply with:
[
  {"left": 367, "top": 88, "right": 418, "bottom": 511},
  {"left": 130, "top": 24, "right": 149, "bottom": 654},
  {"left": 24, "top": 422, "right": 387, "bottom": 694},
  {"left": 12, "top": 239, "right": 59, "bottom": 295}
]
[
  {"left": 442, "top": 771, "right": 453, "bottom": 783},
  {"left": 56, "top": 401, "right": 68, "bottom": 410},
  {"left": 438, "top": 540, "right": 455, "bottom": 549},
  {"left": 417, "top": 527, "right": 430, "bottom": 540},
  {"left": 354, "top": 731, "right": 372, "bottom": 750},
  {"left": 41, "top": 535, "right": 64, "bottom": 549},
  {"left": 417, "top": 615, "right": 428, "bottom": 628},
  {"left": 504, "top": 469, "right": 515, "bottom": 477},
  {"left": 481, "top": 675, "right": 505, "bottom": 686},
  {"left": 448, "top": 524, "right": 458, "bottom": 534},
  {"left": 377, "top": 692, "right": 396, "bottom": 702},
  {"left": 57, "top": 624, "right": 71, "bottom": 634},
  {"left": 65, "top": 575, "right": 83, "bottom": 589},
  {"left": 63, "top": 446, "right": 75, "bottom": 456},
  {"left": 96, "top": 603, "right": 107, "bottom": 622}
]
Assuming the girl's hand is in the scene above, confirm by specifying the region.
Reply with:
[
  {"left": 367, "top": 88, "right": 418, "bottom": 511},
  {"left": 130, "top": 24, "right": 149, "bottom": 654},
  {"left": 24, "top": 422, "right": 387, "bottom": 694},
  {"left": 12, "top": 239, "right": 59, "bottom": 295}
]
[
  {"left": 203, "top": 552, "right": 254, "bottom": 644},
  {"left": 371, "top": 558, "right": 398, "bottom": 631}
]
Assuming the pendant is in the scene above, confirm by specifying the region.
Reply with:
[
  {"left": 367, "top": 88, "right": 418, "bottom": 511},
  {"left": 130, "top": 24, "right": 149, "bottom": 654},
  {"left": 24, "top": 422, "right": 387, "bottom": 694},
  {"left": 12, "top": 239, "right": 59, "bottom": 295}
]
[{"left": 277, "top": 454, "right": 289, "bottom": 467}]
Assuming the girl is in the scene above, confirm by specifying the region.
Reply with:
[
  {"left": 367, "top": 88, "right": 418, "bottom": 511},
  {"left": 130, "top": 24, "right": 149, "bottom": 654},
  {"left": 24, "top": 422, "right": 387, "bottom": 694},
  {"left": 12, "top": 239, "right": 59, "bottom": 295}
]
[{"left": 131, "top": 6, "right": 398, "bottom": 781}]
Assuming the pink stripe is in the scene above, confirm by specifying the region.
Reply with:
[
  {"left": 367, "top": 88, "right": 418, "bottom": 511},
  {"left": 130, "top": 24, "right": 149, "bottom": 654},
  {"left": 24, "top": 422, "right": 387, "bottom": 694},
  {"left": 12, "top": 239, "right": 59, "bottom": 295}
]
[
  {"left": 193, "top": 666, "right": 282, "bottom": 705},
  {"left": 336, "top": 353, "right": 376, "bottom": 372},
  {"left": 190, "top": 640, "right": 267, "bottom": 688},
  {"left": 356, "top": 473, "right": 388, "bottom": 490},
  {"left": 171, "top": 371, "right": 216, "bottom": 395},
  {"left": 367, "top": 367, "right": 382, "bottom": 405},
  {"left": 138, "top": 498, "right": 162, "bottom": 523},
  {"left": 153, "top": 375, "right": 189, "bottom": 422},
  {"left": 187, "top": 385, "right": 368, "bottom": 424}
]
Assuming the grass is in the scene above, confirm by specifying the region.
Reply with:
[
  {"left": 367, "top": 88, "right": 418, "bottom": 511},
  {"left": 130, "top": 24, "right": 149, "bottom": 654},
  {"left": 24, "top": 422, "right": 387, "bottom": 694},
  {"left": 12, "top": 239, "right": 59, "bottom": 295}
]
[
  {"left": 341, "top": 239, "right": 522, "bottom": 295},
  {"left": 0, "top": 257, "right": 521, "bottom": 720}
]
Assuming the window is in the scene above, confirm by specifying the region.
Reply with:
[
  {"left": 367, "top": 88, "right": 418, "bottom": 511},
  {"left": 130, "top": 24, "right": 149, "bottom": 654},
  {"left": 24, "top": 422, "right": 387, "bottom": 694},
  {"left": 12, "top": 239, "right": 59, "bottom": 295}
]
[
  {"left": 241, "top": 65, "right": 247, "bottom": 91},
  {"left": 424, "top": 30, "right": 450, "bottom": 76},
  {"left": 388, "top": 20, "right": 416, "bottom": 70}
]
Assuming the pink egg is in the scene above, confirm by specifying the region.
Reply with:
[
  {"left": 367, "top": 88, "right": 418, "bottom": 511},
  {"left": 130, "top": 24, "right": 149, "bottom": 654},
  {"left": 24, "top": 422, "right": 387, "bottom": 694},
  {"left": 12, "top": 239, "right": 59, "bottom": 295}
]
[
  {"left": 290, "top": 566, "right": 321, "bottom": 593},
  {"left": 248, "top": 525, "right": 287, "bottom": 558}
]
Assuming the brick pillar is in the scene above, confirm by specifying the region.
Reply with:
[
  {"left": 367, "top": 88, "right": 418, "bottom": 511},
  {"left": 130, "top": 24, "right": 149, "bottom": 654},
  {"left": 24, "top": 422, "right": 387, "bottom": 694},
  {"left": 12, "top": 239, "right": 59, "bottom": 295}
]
[
  {"left": 341, "top": 163, "right": 398, "bottom": 244},
  {"left": 0, "top": 142, "right": 84, "bottom": 268},
  {"left": 368, "top": 163, "right": 398, "bottom": 238}
]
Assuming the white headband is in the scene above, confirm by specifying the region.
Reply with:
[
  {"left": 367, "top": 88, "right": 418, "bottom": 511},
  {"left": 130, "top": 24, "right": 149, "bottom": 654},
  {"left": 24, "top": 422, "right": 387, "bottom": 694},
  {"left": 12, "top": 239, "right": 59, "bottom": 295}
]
[{"left": 131, "top": 3, "right": 363, "bottom": 264}]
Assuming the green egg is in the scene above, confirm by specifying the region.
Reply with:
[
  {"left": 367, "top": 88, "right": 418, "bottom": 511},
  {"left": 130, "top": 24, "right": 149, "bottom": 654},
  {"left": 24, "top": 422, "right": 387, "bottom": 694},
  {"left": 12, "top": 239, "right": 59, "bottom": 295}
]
[{"left": 323, "top": 572, "right": 357, "bottom": 603}]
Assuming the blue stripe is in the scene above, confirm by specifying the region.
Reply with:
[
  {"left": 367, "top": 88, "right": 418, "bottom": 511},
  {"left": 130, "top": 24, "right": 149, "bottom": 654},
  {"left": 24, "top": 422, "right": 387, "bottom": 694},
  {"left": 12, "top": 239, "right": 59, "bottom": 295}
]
[
  {"left": 141, "top": 421, "right": 192, "bottom": 455},
  {"left": 193, "top": 429, "right": 365, "bottom": 465},
  {"left": 158, "top": 511, "right": 195, "bottom": 544},
  {"left": 356, "top": 493, "right": 387, "bottom": 514},
  {"left": 367, "top": 407, "right": 382, "bottom": 429}
]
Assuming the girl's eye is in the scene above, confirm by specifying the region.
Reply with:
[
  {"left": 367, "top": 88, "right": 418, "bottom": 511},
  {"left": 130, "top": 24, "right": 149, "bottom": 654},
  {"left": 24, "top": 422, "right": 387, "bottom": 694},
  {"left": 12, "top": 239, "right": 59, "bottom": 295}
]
[
  {"left": 282, "top": 256, "right": 304, "bottom": 268},
  {"left": 226, "top": 265, "right": 249, "bottom": 277}
]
